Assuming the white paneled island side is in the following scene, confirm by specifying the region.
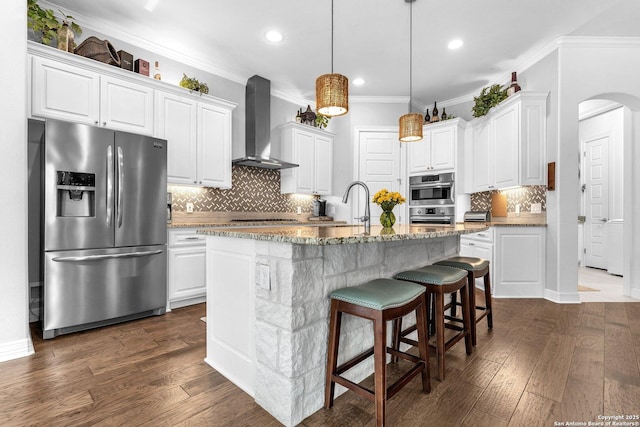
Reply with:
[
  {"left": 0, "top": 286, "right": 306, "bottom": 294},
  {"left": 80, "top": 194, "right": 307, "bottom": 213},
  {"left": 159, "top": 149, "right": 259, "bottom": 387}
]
[{"left": 199, "top": 223, "right": 488, "bottom": 426}]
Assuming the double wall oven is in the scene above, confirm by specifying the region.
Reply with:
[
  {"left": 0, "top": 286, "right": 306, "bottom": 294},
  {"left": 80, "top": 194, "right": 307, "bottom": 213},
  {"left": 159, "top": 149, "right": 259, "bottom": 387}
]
[{"left": 409, "top": 172, "right": 455, "bottom": 225}]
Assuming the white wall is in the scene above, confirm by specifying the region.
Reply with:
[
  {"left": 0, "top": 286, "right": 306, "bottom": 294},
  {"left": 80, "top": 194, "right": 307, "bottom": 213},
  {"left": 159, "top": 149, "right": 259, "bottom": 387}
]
[
  {"left": 0, "top": 1, "right": 32, "bottom": 362},
  {"left": 553, "top": 39, "right": 640, "bottom": 300}
]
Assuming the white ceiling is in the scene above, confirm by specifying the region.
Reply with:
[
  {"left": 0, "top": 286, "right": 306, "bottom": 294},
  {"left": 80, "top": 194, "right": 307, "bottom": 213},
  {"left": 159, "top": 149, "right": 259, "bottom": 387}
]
[{"left": 45, "top": 0, "right": 640, "bottom": 108}]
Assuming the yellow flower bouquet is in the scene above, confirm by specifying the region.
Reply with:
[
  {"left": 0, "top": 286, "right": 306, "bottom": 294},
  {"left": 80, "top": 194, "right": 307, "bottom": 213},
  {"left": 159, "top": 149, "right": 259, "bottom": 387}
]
[{"left": 372, "top": 189, "right": 405, "bottom": 227}]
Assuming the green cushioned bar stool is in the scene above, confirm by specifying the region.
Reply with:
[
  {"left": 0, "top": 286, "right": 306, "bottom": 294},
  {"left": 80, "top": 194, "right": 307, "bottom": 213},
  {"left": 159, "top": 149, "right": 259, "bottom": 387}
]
[
  {"left": 325, "top": 278, "right": 431, "bottom": 427},
  {"left": 394, "top": 265, "right": 473, "bottom": 381},
  {"left": 435, "top": 256, "right": 493, "bottom": 346}
]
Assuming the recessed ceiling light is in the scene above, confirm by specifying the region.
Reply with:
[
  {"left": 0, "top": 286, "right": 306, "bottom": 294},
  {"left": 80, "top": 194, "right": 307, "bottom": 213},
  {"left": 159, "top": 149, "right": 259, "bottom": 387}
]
[
  {"left": 353, "top": 78, "right": 365, "bottom": 86},
  {"left": 448, "top": 39, "right": 463, "bottom": 50},
  {"left": 144, "top": 0, "right": 159, "bottom": 12},
  {"left": 265, "top": 31, "right": 283, "bottom": 43}
]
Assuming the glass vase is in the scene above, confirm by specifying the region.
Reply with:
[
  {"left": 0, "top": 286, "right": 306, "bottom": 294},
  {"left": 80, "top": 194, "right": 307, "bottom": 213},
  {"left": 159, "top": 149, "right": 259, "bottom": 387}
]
[{"left": 380, "top": 209, "right": 396, "bottom": 228}]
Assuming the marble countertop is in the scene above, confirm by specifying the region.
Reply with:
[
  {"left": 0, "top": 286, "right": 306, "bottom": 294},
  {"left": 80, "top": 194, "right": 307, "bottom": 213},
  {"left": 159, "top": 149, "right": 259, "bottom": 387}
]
[
  {"left": 169, "top": 219, "right": 344, "bottom": 228},
  {"left": 198, "top": 223, "right": 490, "bottom": 245}
]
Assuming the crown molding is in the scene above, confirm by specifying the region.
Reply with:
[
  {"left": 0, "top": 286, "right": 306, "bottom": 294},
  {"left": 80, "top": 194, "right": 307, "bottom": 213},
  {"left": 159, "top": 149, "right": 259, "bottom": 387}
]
[
  {"left": 40, "top": 0, "right": 248, "bottom": 87},
  {"left": 351, "top": 96, "right": 408, "bottom": 104}
]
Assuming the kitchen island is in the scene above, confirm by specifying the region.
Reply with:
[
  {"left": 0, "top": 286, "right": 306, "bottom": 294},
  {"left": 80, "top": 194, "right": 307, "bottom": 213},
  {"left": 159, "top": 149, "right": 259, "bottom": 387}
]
[{"left": 200, "top": 223, "right": 488, "bottom": 426}]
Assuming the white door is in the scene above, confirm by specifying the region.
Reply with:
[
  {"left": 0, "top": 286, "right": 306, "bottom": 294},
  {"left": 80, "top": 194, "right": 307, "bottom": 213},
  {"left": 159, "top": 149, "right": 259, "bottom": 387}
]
[
  {"left": 584, "top": 136, "right": 609, "bottom": 269},
  {"left": 357, "top": 130, "right": 402, "bottom": 226}
]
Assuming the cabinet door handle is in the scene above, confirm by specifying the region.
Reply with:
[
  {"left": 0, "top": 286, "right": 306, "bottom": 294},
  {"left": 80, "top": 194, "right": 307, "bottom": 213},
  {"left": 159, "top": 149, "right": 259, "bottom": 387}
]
[
  {"left": 185, "top": 237, "right": 201, "bottom": 240},
  {"left": 469, "top": 242, "right": 475, "bottom": 246}
]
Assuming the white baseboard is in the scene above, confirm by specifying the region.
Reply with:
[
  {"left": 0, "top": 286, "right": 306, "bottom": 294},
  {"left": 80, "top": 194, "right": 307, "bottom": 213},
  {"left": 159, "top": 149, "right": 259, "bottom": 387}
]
[
  {"left": 631, "top": 288, "right": 640, "bottom": 300},
  {"left": 0, "top": 336, "right": 35, "bottom": 363},
  {"left": 544, "top": 289, "right": 581, "bottom": 304},
  {"left": 168, "top": 295, "right": 206, "bottom": 310}
]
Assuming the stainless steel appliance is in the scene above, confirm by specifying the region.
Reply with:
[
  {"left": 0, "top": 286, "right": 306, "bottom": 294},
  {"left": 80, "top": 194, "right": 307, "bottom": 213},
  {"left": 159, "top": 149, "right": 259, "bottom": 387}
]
[
  {"left": 463, "top": 211, "right": 491, "bottom": 223},
  {"left": 409, "top": 172, "right": 455, "bottom": 206},
  {"left": 232, "top": 75, "right": 298, "bottom": 170},
  {"left": 409, "top": 206, "right": 455, "bottom": 225},
  {"left": 29, "top": 119, "right": 167, "bottom": 339}
]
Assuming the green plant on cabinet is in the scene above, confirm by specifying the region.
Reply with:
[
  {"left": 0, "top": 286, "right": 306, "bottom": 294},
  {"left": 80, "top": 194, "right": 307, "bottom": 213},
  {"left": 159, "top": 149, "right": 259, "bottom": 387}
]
[
  {"left": 179, "top": 74, "right": 210, "bottom": 95},
  {"left": 27, "top": 0, "right": 82, "bottom": 46},
  {"left": 472, "top": 84, "right": 508, "bottom": 118}
]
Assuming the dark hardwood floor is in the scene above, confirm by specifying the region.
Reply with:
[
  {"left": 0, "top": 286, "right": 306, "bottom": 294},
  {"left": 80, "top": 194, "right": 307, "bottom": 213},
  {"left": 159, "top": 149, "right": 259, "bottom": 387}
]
[{"left": 1, "top": 298, "right": 639, "bottom": 426}]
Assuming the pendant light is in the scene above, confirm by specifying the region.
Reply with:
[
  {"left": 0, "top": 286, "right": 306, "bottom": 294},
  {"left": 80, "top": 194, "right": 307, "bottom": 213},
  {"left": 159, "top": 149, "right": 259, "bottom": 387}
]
[
  {"left": 316, "top": 0, "right": 349, "bottom": 117},
  {"left": 399, "top": 0, "right": 423, "bottom": 142}
]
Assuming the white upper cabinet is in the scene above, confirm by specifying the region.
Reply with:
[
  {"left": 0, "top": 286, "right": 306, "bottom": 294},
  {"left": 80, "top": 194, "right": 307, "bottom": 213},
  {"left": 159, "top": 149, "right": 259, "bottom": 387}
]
[
  {"left": 155, "top": 92, "right": 198, "bottom": 185},
  {"left": 29, "top": 42, "right": 236, "bottom": 189},
  {"left": 197, "top": 102, "right": 233, "bottom": 189},
  {"left": 408, "top": 118, "right": 463, "bottom": 175},
  {"left": 99, "top": 75, "right": 154, "bottom": 135},
  {"left": 155, "top": 92, "right": 234, "bottom": 188},
  {"left": 280, "top": 122, "right": 334, "bottom": 195},
  {"left": 32, "top": 55, "right": 154, "bottom": 135},
  {"left": 469, "top": 92, "right": 548, "bottom": 192}
]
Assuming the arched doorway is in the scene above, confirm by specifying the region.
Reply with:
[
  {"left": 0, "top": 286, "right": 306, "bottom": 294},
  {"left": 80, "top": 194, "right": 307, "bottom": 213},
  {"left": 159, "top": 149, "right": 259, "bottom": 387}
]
[
  {"left": 577, "top": 99, "right": 630, "bottom": 300},
  {"left": 574, "top": 93, "right": 640, "bottom": 300}
]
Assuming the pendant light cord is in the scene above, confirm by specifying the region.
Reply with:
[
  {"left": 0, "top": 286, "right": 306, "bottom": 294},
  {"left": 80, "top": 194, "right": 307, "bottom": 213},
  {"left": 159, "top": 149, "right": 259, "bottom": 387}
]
[
  {"left": 408, "top": 0, "right": 413, "bottom": 114},
  {"left": 331, "top": 0, "right": 334, "bottom": 74}
]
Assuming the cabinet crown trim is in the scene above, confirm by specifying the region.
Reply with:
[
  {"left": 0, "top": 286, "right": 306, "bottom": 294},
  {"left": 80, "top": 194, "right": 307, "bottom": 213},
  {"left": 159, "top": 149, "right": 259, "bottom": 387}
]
[{"left": 28, "top": 41, "right": 237, "bottom": 110}]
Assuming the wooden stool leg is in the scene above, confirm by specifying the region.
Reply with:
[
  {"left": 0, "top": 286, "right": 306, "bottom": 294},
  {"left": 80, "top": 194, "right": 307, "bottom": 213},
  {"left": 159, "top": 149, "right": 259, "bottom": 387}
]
[
  {"left": 415, "top": 293, "right": 431, "bottom": 393},
  {"left": 391, "top": 317, "right": 402, "bottom": 364},
  {"left": 467, "top": 272, "right": 478, "bottom": 346},
  {"left": 484, "top": 272, "right": 493, "bottom": 329},
  {"left": 434, "top": 291, "right": 446, "bottom": 381},
  {"left": 459, "top": 282, "right": 473, "bottom": 355},
  {"left": 373, "top": 311, "right": 387, "bottom": 427},
  {"left": 324, "top": 301, "right": 342, "bottom": 408}
]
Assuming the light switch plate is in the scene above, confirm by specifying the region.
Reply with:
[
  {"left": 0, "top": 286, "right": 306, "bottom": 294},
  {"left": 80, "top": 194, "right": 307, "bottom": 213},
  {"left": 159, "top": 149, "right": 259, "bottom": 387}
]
[
  {"left": 531, "top": 203, "right": 542, "bottom": 214},
  {"left": 257, "top": 264, "right": 271, "bottom": 290}
]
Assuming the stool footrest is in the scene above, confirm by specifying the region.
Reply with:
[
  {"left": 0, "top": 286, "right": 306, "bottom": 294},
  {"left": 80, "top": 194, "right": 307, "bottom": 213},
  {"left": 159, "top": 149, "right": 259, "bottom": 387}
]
[
  {"left": 387, "top": 363, "right": 426, "bottom": 400},
  {"left": 332, "top": 347, "right": 427, "bottom": 404},
  {"left": 335, "top": 347, "right": 374, "bottom": 376}
]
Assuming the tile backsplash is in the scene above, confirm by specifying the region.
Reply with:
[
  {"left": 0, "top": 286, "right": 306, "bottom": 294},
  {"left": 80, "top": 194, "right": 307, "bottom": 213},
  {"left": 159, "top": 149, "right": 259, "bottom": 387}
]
[
  {"left": 470, "top": 186, "right": 547, "bottom": 212},
  {"left": 168, "top": 166, "right": 315, "bottom": 213}
]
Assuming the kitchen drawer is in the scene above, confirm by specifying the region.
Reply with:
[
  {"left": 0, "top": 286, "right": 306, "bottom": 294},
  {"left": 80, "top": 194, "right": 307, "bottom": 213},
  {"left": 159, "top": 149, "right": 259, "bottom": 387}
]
[
  {"left": 168, "top": 228, "right": 206, "bottom": 247},
  {"left": 462, "top": 227, "right": 494, "bottom": 243}
]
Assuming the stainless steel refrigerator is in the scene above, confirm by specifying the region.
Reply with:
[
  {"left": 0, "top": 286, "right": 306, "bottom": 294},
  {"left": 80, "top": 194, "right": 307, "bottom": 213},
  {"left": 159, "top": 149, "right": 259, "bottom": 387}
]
[{"left": 29, "top": 119, "right": 167, "bottom": 339}]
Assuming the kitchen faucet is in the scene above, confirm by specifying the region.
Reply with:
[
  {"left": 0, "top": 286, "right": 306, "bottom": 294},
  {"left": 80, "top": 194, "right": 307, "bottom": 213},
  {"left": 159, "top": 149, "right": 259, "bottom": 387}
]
[{"left": 342, "top": 181, "right": 371, "bottom": 235}]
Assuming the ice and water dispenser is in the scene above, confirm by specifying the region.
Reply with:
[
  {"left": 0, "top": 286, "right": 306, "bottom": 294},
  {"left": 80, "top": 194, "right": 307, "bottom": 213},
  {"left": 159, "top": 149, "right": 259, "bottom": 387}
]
[{"left": 56, "top": 171, "right": 95, "bottom": 217}]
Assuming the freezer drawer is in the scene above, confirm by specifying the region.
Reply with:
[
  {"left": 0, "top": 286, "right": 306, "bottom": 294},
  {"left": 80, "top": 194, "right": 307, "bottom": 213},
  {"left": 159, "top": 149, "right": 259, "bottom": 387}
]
[{"left": 43, "top": 245, "right": 166, "bottom": 338}]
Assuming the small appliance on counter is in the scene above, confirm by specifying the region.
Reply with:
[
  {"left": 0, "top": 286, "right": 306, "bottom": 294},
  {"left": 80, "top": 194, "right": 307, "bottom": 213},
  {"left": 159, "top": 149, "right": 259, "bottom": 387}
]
[
  {"left": 309, "top": 198, "right": 333, "bottom": 221},
  {"left": 313, "top": 199, "right": 327, "bottom": 217},
  {"left": 463, "top": 210, "right": 491, "bottom": 223},
  {"left": 167, "top": 192, "right": 172, "bottom": 224}
]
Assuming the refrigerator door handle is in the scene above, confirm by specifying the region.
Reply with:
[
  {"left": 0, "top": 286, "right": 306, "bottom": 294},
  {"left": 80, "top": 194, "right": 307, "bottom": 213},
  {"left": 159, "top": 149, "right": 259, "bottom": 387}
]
[
  {"left": 106, "top": 145, "right": 113, "bottom": 228},
  {"left": 117, "top": 146, "right": 124, "bottom": 228},
  {"left": 52, "top": 250, "right": 163, "bottom": 262}
]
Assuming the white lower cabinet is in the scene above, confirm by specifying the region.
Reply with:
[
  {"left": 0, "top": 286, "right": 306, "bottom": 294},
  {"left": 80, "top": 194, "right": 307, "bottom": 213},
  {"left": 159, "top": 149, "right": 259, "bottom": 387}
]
[
  {"left": 168, "top": 229, "right": 206, "bottom": 309},
  {"left": 460, "top": 228, "right": 495, "bottom": 292},
  {"left": 494, "top": 226, "right": 546, "bottom": 298},
  {"left": 461, "top": 226, "right": 545, "bottom": 297}
]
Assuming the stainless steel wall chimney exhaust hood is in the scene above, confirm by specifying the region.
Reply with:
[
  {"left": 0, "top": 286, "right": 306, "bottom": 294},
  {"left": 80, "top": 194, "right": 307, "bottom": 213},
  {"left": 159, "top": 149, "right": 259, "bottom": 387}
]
[{"left": 232, "top": 75, "right": 298, "bottom": 170}]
